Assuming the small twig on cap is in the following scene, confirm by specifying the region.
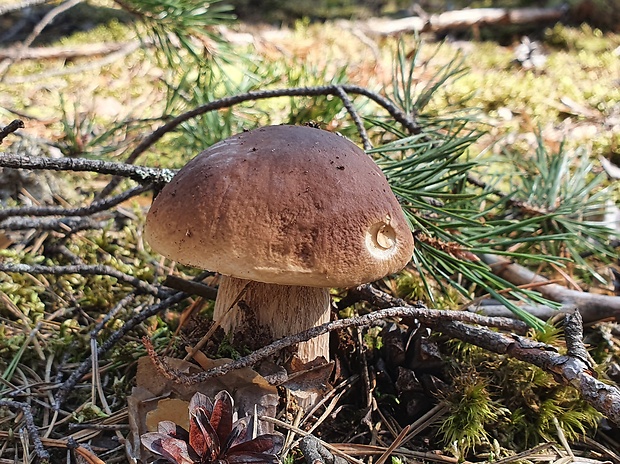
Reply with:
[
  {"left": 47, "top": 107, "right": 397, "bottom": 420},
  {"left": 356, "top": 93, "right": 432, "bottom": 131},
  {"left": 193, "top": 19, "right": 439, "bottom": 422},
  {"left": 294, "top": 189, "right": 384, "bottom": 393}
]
[
  {"left": 0, "top": 119, "right": 24, "bottom": 144},
  {"left": 334, "top": 86, "right": 372, "bottom": 151}
]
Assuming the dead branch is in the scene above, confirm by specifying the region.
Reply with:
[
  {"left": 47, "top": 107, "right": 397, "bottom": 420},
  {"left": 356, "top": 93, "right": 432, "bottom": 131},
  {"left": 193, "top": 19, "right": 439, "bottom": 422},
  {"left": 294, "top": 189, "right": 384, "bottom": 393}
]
[
  {"left": 0, "top": 0, "right": 84, "bottom": 78},
  {"left": 97, "top": 84, "right": 419, "bottom": 197},
  {"left": 163, "top": 274, "right": 218, "bottom": 300},
  {"left": 123, "top": 85, "right": 419, "bottom": 167},
  {"left": 0, "top": 41, "right": 136, "bottom": 61},
  {"left": 0, "top": 119, "right": 24, "bottom": 144},
  {"left": 0, "top": 400, "right": 50, "bottom": 463},
  {"left": 362, "top": 6, "right": 566, "bottom": 36},
  {"left": 0, "top": 262, "right": 168, "bottom": 297},
  {"left": 0, "top": 216, "right": 107, "bottom": 232},
  {"left": 482, "top": 254, "right": 620, "bottom": 323},
  {"left": 0, "top": 151, "right": 175, "bottom": 184},
  {"left": 146, "top": 303, "right": 529, "bottom": 386},
  {"left": 0, "top": 184, "right": 151, "bottom": 220}
]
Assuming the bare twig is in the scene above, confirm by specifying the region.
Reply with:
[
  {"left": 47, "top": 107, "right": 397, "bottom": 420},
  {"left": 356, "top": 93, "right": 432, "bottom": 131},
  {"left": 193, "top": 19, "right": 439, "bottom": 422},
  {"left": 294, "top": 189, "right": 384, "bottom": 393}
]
[
  {"left": 334, "top": 86, "right": 372, "bottom": 151},
  {"left": 563, "top": 311, "right": 591, "bottom": 365},
  {"left": 0, "top": 183, "right": 152, "bottom": 220},
  {"left": 0, "top": 152, "right": 176, "bottom": 184},
  {"left": 144, "top": 304, "right": 528, "bottom": 386},
  {"left": 98, "top": 84, "right": 420, "bottom": 197},
  {"left": 0, "top": 216, "right": 107, "bottom": 232},
  {"left": 0, "top": 400, "right": 50, "bottom": 463},
  {"left": 0, "top": 262, "right": 168, "bottom": 297},
  {"left": 124, "top": 85, "right": 419, "bottom": 167},
  {"left": 163, "top": 274, "right": 218, "bottom": 300},
  {"left": 0, "top": 0, "right": 84, "bottom": 78},
  {"left": 0, "top": 119, "right": 24, "bottom": 144},
  {"left": 54, "top": 270, "right": 211, "bottom": 408}
]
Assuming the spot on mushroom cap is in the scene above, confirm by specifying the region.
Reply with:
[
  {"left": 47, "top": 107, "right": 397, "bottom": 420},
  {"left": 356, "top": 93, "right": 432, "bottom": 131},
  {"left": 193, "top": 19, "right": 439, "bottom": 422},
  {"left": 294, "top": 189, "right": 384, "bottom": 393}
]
[{"left": 145, "top": 125, "right": 415, "bottom": 287}]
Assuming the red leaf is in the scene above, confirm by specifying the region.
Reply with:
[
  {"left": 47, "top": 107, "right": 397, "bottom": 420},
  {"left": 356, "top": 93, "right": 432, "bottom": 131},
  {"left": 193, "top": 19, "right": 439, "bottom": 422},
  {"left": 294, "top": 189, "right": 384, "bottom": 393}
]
[
  {"left": 141, "top": 433, "right": 196, "bottom": 464},
  {"left": 190, "top": 407, "right": 219, "bottom": 460},
  {"left": 211, "top": 390, "right": 234, "bottom": 441}
]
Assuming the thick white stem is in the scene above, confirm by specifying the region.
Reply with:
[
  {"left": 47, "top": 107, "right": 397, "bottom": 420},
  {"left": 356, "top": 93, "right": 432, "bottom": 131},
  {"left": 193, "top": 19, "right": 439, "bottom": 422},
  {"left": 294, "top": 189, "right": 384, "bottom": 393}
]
[{"left": 213, "top": 276, "right": 331, "bottom": 363}]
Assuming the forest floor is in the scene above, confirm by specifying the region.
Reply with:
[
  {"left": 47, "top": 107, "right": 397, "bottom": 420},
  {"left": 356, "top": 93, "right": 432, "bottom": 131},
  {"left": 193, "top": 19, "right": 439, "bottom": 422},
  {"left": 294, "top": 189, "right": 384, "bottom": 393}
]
[{"left": 1, "top": 2, "right": 620, "bottom": 463}]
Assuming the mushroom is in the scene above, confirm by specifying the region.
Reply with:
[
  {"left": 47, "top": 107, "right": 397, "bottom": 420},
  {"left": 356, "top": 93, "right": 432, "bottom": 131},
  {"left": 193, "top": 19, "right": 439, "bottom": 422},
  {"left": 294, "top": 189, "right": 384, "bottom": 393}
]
[{"left": 145, "top": 125, "right": 414, "bottom": 363}]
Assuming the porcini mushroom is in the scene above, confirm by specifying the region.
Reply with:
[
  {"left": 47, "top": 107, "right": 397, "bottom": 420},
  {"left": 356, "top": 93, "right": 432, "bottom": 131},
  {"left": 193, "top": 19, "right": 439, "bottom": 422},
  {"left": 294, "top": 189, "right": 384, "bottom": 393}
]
[{"left": 145, "top": 125, "right": 414, "bottom": 363}]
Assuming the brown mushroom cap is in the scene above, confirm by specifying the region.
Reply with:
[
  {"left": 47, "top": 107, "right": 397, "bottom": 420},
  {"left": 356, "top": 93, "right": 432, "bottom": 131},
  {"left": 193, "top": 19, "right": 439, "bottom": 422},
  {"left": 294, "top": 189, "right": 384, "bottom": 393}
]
[{"left": 145, "top": 125, "right": 414, "bottom": 287}]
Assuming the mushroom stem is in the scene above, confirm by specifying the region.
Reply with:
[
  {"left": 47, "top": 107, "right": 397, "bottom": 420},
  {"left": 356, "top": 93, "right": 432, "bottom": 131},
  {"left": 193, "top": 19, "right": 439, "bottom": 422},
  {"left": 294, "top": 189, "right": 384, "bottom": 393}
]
[{"left": 214, "top": 276, "right": 331, "bottom": 363}]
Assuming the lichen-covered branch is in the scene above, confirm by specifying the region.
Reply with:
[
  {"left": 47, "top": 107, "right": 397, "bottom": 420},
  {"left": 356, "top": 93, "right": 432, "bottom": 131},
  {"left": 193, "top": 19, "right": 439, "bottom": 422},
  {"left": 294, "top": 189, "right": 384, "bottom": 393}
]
[
  {"left": 436, "top": 318, "right": 620, "bottom": 425},
  {"left": 0, "top": 400, "right": 50, "bottom": 463},
  {"left": 0, "top": 152, "right": 176, "bottom": 184}
]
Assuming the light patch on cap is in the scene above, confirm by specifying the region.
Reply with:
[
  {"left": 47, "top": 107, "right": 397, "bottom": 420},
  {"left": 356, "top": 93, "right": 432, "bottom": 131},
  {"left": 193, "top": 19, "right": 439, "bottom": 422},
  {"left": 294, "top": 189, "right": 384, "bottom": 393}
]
[{"left": 365, "top": 215, "right": 399, "bottom": 259}]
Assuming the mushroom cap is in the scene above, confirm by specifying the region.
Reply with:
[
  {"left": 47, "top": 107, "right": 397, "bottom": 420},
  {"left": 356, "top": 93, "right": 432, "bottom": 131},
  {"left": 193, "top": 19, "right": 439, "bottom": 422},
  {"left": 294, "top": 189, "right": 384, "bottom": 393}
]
[{"left": 145, "top": 125, "right": 414, "bottom": 287}]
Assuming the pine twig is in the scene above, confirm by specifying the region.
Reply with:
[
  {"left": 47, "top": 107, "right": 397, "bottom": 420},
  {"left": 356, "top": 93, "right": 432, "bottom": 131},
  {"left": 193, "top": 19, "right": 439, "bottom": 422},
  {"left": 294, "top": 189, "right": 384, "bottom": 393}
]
[
  {"left": 0, "top": 152, "right": 175, "bottom": 184},
  {"left": 0, "top": 400, "right": 50, "bottom": 463},
  {"left": 0, "top": 183, "right": 152, "bottom": 220},
  {"left": 0, "top": 119, "right": 24, "bottom": 144},
  {"left": 0, "top": 263, "right": 168, "bottom": 297}
]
